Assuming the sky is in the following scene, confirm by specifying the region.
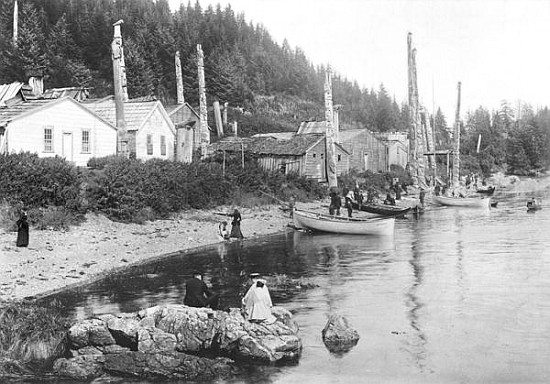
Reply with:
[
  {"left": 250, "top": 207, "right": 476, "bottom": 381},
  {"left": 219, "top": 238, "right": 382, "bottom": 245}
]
[{"left": 168, "top": 0, "right": 550, "bottom": 120}]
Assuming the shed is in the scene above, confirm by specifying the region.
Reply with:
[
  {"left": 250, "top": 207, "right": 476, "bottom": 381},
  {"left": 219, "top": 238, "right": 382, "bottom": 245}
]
[
  {"left": 165, "top": 102, "right": 202, "bottom": 163},
  {"left": 85, "top": 96, "right": 175, "bottom": 161},
  {"left": 339, "top": 129, "right": 389, "bottom": 172},
  {"left": 209, "top": 134, "right": 350, "bottom": 181},
  {"left": 0, "top": 97, "right": 117, "bottom": 166}
]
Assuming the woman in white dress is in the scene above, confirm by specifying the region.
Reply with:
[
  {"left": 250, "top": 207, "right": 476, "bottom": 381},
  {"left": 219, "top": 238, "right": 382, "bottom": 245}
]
[{"left": 242, "top": 273, "right": 276, "bottom": 324}]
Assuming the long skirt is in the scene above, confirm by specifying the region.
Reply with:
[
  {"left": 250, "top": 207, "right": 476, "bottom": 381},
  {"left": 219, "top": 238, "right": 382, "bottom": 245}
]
[{"left": 230, "top": 223, "right": 244, "bottom": 239}]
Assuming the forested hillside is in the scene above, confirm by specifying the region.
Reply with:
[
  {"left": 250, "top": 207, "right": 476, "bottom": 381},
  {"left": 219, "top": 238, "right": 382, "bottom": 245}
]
[{"left": 0, "top": 0, "right": 409, "bottom": 133}]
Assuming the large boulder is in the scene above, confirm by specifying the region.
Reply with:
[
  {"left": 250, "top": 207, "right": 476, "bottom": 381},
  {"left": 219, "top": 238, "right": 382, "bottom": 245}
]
[
  {"left": 321, "top": 314, "right": 360, "bottom": 354},
  {"left": 55, "top": 304, "right": 302, "bottom": 381}
]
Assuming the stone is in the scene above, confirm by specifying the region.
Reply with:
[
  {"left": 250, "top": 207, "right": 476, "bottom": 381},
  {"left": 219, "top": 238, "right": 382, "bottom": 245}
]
[
  {"left": 53, "top": 354, "right": 105, "bottom": 380},
  {"left": 106, "top": 316, "right": 140, "bottom": 350},
  {"left": 321, "top": 314, "right": 360, "bottom": 354},
  {"left": 68, "top": 319, "right": 115, "bottom": 349},
  {"left": 103, "top": 351, "right": 236, "bottom": 380}
]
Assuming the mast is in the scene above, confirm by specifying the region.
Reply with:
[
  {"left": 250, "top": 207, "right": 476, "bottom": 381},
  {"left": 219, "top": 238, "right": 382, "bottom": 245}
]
[
  {"left": 324, "top": 66, "right": 337, "bottom": 188},
  {"left": 197, "top": 44, "right": 209, "bottom": 159},
  {"left": 452, "top": 81, "right": 462, "bottom": 187}
]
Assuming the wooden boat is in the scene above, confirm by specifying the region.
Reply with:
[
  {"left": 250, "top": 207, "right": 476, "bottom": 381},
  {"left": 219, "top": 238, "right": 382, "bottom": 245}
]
[
  {"left": 433, "top": 195, "right": 491, "bottom": 208},
  {"left": 351, "top": 201, "right": 411, "bottom": 217},
  {"left": 527, "top": 198, "right": 542, "bottom": 211},
  {"left": 292, "top": 209, "right": 395, "bottom": 235},
  {"left": 476, "top": 186, "right": 496, "bottom": 195}
]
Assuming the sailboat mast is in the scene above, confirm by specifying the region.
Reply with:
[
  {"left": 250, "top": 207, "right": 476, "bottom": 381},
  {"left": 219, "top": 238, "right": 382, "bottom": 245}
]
[{"left": 452, "top": 81, "right": 462, "bottom": 187}]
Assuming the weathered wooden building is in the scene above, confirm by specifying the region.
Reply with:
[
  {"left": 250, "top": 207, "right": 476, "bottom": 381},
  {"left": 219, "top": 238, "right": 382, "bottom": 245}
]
[
  {"left": 0, "top": 97, "right": 117, "bottom": 166},
  {"left": 339, "top": 129, "right": 389, "bottom": 172},
  {"left": 165, "top": 102, "right": 201, "bottom": 163},
  {"left": 209, "top": 134, "right": 350, "bottom": 181},
  {"left": 85, "top": 96, "right": 175, "bottom": 161},
  {"left": 375, "top": 131, "right": 409, "bottom": 170}
]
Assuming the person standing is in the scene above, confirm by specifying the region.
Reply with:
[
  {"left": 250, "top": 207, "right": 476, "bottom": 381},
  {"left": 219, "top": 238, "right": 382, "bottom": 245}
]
[
  {"left": 329, "top": 191, "right": 341, "bottom": 215},
  {"left": 242, "top": 273, "right": 276, "bottom": 324},
  {"left": 229, "top": 209, "right": 244, "bottom": 239},
  {"left": 184, "top": 271, "right": 219, "bottom": 309},
  {"left": 344, "top": 189, "right": 354, "bottom": 218},
  {"left": 16, "top": 211, "right": 29, "bottom": 247}
]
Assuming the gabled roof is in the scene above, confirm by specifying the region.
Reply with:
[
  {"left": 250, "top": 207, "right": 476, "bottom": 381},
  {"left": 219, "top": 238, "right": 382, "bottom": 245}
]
[
  {"left": 0, "top": 82, "right": 24, "bottom": 106},
  {"left": 165, "top": 102, "right": 200, "bottom": 119},
  {"left": 0, "top": 97, "right": 116, "bottom": 130},
  {"left": 211, "top": 133, "right": 350, "bottom": 156},
  {"left": 252, "top": 132, "right": 295, "bottom": 140},
  {"left": 42, "top": 87, "right": 90, "bottom": 101},
  {"left": 84, "top": 96, "right": 175, "bottom": 134}
]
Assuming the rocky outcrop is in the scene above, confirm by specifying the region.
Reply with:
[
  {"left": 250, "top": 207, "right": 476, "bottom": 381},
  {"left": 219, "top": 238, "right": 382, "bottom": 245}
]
[
  {"left": 321, "top": 314, "right": 359, "bottom": 354},
  {"left": 54, "top": 305, "right": 301, "bottom": 381}
]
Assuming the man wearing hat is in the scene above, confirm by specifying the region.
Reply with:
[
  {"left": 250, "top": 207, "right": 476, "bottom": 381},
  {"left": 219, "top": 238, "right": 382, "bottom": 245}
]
[{"left": 184, "top": 271, "right": 219, "bottom": 310}]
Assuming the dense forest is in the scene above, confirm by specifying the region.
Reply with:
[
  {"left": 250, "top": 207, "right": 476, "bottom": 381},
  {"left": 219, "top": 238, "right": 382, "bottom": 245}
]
[{"left": 0, "top": 0, "right": 549, "bottom": 175}]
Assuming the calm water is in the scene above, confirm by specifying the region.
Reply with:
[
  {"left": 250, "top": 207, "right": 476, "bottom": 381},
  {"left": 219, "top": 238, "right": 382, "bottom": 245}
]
[{"left": 44, "top": 182, "right": 550, "bottom": 384}]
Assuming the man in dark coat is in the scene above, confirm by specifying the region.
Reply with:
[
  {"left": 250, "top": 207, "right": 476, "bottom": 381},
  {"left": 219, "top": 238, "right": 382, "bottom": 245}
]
[
  {"left": 184, "top": 272, "right": 219, "bottom": 309},
  {"left": 329, "top": 191, "right": 341, "bottom": 215},
  {"left": 16, "top": 211, "right": 29, "bottom": 247}
]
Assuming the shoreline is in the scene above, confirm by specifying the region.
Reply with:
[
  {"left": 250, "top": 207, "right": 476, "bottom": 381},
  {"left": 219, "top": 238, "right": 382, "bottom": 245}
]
[{"left": 0, "top": 203, "right": 319, "bottom": 303}]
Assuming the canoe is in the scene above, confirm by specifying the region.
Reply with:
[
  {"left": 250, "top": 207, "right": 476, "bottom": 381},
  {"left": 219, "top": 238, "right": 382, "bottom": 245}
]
[
  {"left": 476, "top": 186, "right": 496, "bottom": 195},
  {"left": 433, "top": 195, "right": 491, "bottom": 208},
  {"left": 292, "top": 209, "right": 395, "bottom": 236},
  {"left": 351, "top": 202, "right": 411, "bottom": 217}
]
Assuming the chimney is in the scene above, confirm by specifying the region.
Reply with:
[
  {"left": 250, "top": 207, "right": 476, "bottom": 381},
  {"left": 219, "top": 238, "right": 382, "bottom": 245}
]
[
  {"left": 175, "top": 51, "right": 185, "bottom": 105},
  {"left": 112, "top": 19, "right": 128, "bottom": 157},
  {"left": 12, "top": 0, "right": 18, "bottom": 45}
]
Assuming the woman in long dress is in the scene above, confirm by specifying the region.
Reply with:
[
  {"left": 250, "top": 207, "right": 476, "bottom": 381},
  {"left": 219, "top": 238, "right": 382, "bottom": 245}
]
[
  {"left": 242, "top": 273, "right": 276, "bottom": 324},
  {"left": 230, "top": 209, "right": 244, "bottom": 239},
  {"left": 16, "top": 211, "right": 29, "bottom": 247}
]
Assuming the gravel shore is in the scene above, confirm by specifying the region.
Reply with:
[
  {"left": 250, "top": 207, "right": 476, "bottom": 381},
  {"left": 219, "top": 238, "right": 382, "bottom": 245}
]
[{"left": 0, "top": 204, "right": 315, "bottom": 302}]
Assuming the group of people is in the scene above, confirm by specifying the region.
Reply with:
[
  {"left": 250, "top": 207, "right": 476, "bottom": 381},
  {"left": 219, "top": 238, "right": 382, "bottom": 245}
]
[
  {"left": 183, "top": 271, "right": 275, "bottom": 324},
  {"left": 218, "top": 208, "right": 244, "bottom": 240},
  {"left": 329, "top": 187, "right": 365, "bottom": 218}
]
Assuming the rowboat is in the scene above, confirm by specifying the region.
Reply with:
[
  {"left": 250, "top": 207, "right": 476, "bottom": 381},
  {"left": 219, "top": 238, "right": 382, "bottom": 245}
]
[
  {"left": 433, "top": 195, "right": 491, "bottom": 208},
  {"left": 351, "top": 202, "right": 411, "bottom": 217},
  {"left": 476, "top": 186, "right": 496, "bottom": 195},
  {"left": 292, "top": 209, "right": 395, "bottom": 235},
  {"left": 527, "top": 198, "right": 542, "bottom": 211}
]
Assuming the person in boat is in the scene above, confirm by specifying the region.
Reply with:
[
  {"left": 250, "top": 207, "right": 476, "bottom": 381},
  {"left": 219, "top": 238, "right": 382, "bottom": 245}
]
[
  {"left": 329, "top": 191, "right": 342, "bottom": 215},
  {"left": 394, "top": 183, "right": 402, "bottom": 200},
  {"left": 242, "top": 273, "right": 276, "bottom": 324},
  {"left": 344, "top": 189, "right": 355, "bottom": 218},
  {"left": 229, "top": 209, "right": 244, "bottom": 239},
  {"left": 184, "top": 271, "right": 220, "bottom": 310},
  {"left": 434, "top": 184, "right": 441, "bottom": 196},
  {"left": 16, "top": 210, "right": 29, "bottom": 247},
  {"left": 218, "top": 221, "right": 230, "bottom": 240},
  {"left": 384, "top": 192, "right": 396, "bottom": 206}
]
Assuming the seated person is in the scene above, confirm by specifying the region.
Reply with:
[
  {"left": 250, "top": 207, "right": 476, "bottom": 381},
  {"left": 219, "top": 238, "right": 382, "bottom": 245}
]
[
  {"left": 218, "top": 221, "right": 229, "bottom": 240},
  {"left": 384, "top": 193, "right": 396, "bottom": 206},
  {"left": 184, "top": 271, "right": 219, "bottom": 310}
]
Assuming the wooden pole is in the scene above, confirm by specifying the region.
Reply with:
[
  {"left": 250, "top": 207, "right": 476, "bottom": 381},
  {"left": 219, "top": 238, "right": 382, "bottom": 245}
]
[
  {"left": 197, "top": 44, "right": 209, "bottom": 159},
  {"left": 223, "top": 102, "right": 228, "bottom": 126},
  {"left": 476, "top": 134, "right": 482, "bottom": 153},
  {"left": 324, "top": 65, "right": 337, "bottom": 188},
  {"left": 112, "top": 20, "right": 128, "bottom": 157},
  {"left": 407, "top": 33, "right": 418, "bottom": 186},
  {"left": 452, "top": 82, "right": 462, "bottom": 187},
  {"left": 175, "top": 51, "right": 185, "bottom": 105},
  {"left": 12, "top": 0, "right": 18, "bottom": 45},
  {"left": 213, "top": 101, "right": 224, "bottom": 137}
]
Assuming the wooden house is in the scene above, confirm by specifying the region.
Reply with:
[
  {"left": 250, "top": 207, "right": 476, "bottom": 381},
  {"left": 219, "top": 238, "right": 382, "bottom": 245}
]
[
  {"left": 339, "top": 129, "right": 389, "bottom": 172},
  {"left": 85, "top": 96, "right": 175, "bottom": 161},
  {"left": 0, "top": 97, "right": 117, "bottom": 166},
  {"left": 165, "top": 102, "right": 201, "bottom": 162},
  {"left": 374, "top": 132, "right": 409, "bottom": 170},
  {"left": 297, "top": 121, "right": 389, "bottom": 173},
  {"left": 210, "top": 134, "right": 350, "bottom": 181}
]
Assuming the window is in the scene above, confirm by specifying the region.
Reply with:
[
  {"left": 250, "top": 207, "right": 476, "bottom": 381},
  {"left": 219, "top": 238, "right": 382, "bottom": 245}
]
[
  {"left": 312, "top": 153, "right": 317, "bottom": 158},
  {"left": 160, "top": 135, "right": 166, "bottom": 156},
  {"left": 82, "top": 130, "right": 90, "bottom": 153},
  {"left": 337, "top": 154, "right": 342, "bottom": 161},
  {"left": 147, "top": 134, "right": 153, "bottom": 155},
  {"left": 44, "top": 126, "right": 53, "bottom": 152}
]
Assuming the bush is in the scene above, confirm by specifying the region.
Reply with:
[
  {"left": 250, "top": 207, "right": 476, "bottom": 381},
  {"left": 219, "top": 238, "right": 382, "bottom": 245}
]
[{"left": 87, "top": 154, "right": 126, "bottom": 170}]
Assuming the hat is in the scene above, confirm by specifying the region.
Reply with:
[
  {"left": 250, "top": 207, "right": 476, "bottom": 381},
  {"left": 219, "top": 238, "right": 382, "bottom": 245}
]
[{"left": 249, "top": 273, "right": 261, "bottom": 278}]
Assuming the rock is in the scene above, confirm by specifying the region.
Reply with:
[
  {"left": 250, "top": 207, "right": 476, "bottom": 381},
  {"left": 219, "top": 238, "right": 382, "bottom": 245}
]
[
  {"left": 54, "top": 304, "right": 302, "bottom": 381},
  {"left": 103, "top": 351, "right": 236, "bottom": 380},
  {"left": 321, "top": 314, "right": 360, "bottom": 354},
  {"left": 54, "top": 354, "right": 105, "bottom": 380}
]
